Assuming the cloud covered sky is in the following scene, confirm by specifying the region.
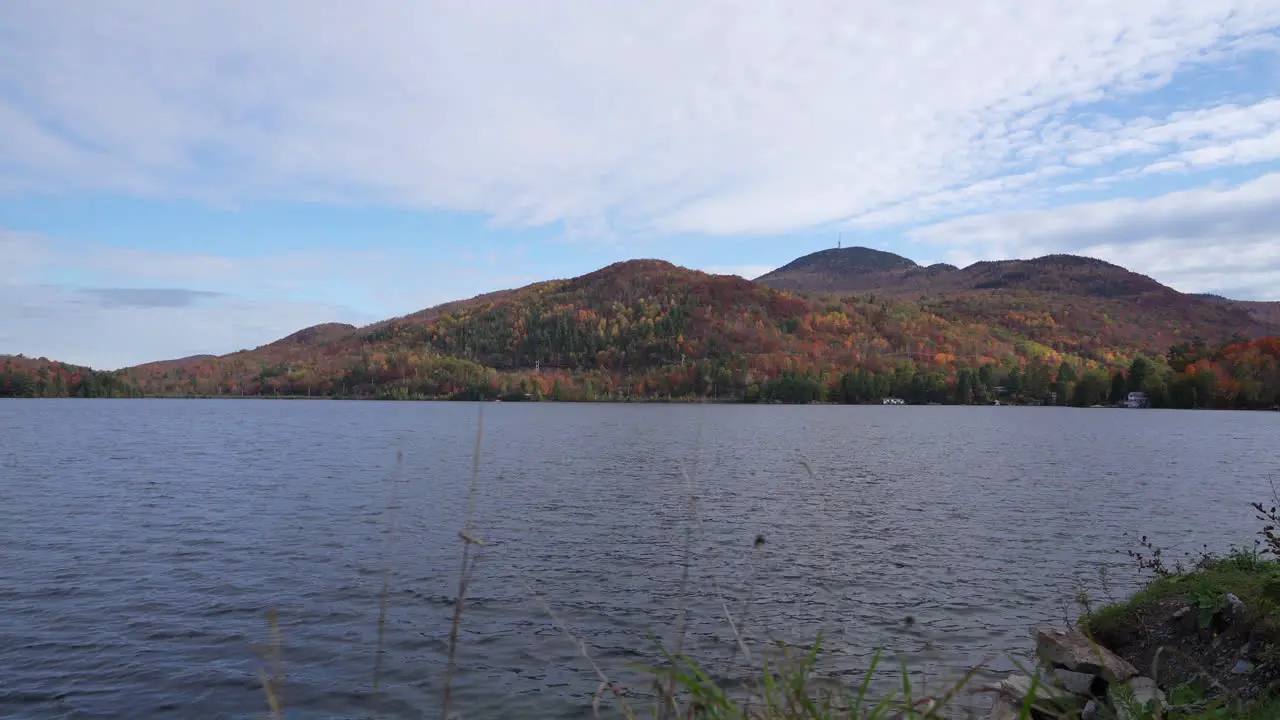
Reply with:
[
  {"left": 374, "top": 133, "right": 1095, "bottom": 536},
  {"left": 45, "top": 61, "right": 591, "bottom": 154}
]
[{"left": 2, "top": 1, "right": 1279, "bottom": 368}]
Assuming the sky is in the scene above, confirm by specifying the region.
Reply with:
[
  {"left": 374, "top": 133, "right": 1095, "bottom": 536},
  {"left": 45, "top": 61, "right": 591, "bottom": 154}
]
[{"left": 2, "top": 2, "right": 1280, "bottom": 369}]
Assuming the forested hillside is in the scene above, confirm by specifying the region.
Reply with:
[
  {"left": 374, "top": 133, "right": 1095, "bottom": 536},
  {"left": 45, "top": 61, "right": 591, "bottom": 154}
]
[
  {"left": 759, "top": 248, "right": 1279, "bottom": 349},
  {"left": 0, "top": 356, "right": 143, "bottom": 398},
  {"left": 4, "top": 253, "right": 1278, "bottom": 408},
  {"left": 111, "top": 259, "right": 1280, "bottom": 408}
]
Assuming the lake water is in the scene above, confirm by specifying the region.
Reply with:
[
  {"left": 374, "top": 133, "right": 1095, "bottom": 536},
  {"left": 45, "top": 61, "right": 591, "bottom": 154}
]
[{"left": 1, "top": 399, "right": 1278, "bottom": 719}]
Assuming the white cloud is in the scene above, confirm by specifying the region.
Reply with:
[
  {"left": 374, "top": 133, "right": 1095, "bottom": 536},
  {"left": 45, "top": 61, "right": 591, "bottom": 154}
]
[
  {"left": 1, "top": 1, "right": 1279, "bottom": 235},
  {"left": 0, "top": 229, "right": 569, "bottom": 367},
  {"left": 1155, "top": 126, "right": 1280, "bottom": 172},
  {"left": 0, "top": 236, "right": 387, "bottom": 367},
  {"left": 1040, "top": 99, "right": 1280, "bottom": 180},
  {"left": 909, "top": 172, "right": 1280, "bottom": 300},
  {"left": 0, "top": 281, "right": 373, "bottom": 369},
  {"left": 0, "top": 232, "right": 53, "bottom": 283},
  {"left": 2, "top": 0, "right": 1280, "bottom": 362},
  {"left": 845, "top": 96, "right": 1280, "bottom": 228}
]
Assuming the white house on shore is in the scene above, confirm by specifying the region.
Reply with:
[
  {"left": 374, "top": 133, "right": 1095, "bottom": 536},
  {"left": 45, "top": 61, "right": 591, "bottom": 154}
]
[{"left": 1125, "top": 391, "right": 1149, "bottom": 409}]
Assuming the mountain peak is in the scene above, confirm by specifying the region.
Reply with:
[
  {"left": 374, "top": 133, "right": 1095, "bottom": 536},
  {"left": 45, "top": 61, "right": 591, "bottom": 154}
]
[
  {"left": 273, "top": 323, "right": 358, "bottom": 347},
  {"left": 756, "top": 246, "right": 919, "bottom": 292},
  {"left": 773, "top": 246, "right": 918, "bottom": 275},
  {"left": 583, "top": 258, "right": 682, "bottom": 278}
]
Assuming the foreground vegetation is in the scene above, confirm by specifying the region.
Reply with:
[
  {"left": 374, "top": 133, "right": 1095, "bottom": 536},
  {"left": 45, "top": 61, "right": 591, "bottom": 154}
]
[
  {"left": 1079, "top": 549, "right": 1280, "bottom": 719},
  {"left": 569, "top": 491, "right": 1280, "bottom": 719},
  {"left": 621, "top": 558, "right": 1280, "bottom": 718}
]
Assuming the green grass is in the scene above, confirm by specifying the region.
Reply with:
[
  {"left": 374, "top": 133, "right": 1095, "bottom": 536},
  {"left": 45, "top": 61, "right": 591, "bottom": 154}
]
[
  {"left": 1071, "top": 549, "right": 1280, "bottom": 720},
  {"left": 1083, "top": 550, "right": 1280, "bottom": 643},
  {"left": 1178, "top": 695, "right": 1280, "bottom": 719},
  {"left": 1160, "top": 689, "right": 1280, "bottom": 720},
  {"left": 628, "top": 647, "right": 1280, "bottom": 720},
  {"left": 633, "top": 639, "right": 983, "bottom": 719},
  {"left": 583, "top": 531, "right": 1280, "bottom": 718}
]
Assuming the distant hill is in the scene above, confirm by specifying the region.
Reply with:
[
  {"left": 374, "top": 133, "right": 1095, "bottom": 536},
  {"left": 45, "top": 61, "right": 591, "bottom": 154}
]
[
  {"left": 274, "top": 323, "right": 357, "bottom": 346},
  {"left": 950, "top": 254, "right": 1169, "bottom": 297},
  {"left": 128, "top": 323, "right": 359, "bottom": 378},
  {"left": 8, "top": 247, "right": 1278, "bottom": 406},
  {"left": 108, "top": 254, "right": 1278, "bottom": 406},
  {"left": 122, "top": 258, "right": 1066, "bottom": 400},
  {"left": 1194, "top": 295, "right": 1280, "bottom": 327},
  {"left": 758, "top": 247, "right": 920, "bottom": 291},
  {"left": 756, "top": 247, "right": 1279, "bottom": 349},
  {"left": 757, "top": 247, "right": 1169, "bottom": 298},
  {"left": 1235, "top": 300, "right": 1280, "bottom": 326}
]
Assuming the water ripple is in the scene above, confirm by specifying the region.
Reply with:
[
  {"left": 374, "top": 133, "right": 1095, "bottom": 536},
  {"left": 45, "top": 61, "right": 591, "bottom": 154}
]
[{"left": 1, "top": 400, "right": 1277, "bottom": 718}]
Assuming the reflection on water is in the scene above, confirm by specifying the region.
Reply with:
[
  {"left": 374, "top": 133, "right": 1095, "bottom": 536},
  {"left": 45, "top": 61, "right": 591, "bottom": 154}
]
[{"left": 1, "top": 399, "right": 1276, "bottom": 719}]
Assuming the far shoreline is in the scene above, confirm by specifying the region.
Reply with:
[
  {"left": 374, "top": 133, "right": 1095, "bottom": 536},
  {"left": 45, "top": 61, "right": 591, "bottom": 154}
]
[{"left": 6, "top": 394, "right": 1277, "bottom": 411}]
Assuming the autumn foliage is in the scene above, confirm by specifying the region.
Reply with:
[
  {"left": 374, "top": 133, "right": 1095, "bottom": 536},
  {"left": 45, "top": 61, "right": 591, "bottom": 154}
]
[
  {"left": 0, "top": 356, "right": 142, "bottom": 398},
  {"left": 4, "top": 259, "right": 1278, "bottom": 408}
]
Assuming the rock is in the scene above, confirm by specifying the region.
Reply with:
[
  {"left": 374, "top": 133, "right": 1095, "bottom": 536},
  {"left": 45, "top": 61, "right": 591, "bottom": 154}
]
[
  {"left": 997, "top": 674, "right": 1081, "bottom": 713},
  {"left": 1109, "top": 676, "right": 1167, "bottom": 720},
  {"left": 1232, "top": 659, "right": 1256, "bottom": 674},
  {"left": 1171, "top": 605, "right": 1191, "bottom": 620},
  {"left": 1035, "top": 628, "right": 1138, "bottom": 683},
  {"left": 1044, "top": 668, "right": 1100, "bottom": 697},
  {"left": 887, "top": 697, "right": 942, "bottom": 720},
  {"left": 1227, "top": 593, "right": 1245, "bottom": 615},
  {"left": 986, "top": 695, "right": 1019, "bottom": 720},
  {"left": 1081, "top": 698, "right": 1101, "bottom": 720}
]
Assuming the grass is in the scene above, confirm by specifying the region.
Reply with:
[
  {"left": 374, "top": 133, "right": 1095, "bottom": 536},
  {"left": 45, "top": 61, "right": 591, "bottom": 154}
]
[
  {"left": 1083, "top": 551, "right": 1280, "bottom": 644},
  {"left": 1075, "top": 545, "right": 1280, "bottom": 720},
  {"left": 441, "top": 408, "right": 487, "bottom": 719}
]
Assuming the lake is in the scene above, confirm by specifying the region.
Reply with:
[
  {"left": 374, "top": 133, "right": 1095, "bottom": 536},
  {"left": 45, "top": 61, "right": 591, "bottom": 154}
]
[{"left": 1, "top": 399, "right": 1277, "bottom": 719}]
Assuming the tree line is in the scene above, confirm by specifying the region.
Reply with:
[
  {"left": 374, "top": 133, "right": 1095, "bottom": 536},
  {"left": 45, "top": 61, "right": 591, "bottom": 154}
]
[
  {"left": 0, "top": 359, "right": 144, "bottom": 398},
  {"left": 11, "top": 335, "right": 1276, "bottom": 410}
]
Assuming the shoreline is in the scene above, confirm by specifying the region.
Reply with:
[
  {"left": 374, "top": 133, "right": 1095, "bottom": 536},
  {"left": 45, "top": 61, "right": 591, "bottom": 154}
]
[
  {"left": 5, "top": 394, "right": 1277, "bottom": 411},
  {"left": 973, "top": 549, "right": 1280, "bottom": 719}
]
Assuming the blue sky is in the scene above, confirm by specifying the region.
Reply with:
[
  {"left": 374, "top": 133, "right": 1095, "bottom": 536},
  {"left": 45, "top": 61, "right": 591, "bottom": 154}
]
[{"left": 2, "top": 2, "right": 1280, "bottom": 368}]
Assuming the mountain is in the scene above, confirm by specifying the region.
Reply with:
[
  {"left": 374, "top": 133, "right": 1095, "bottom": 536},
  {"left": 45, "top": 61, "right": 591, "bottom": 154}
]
[
  {"left": 120, "top": 258, "right": 1073, "bottom": 401},
  {"left": 276, "top": 323, "right": 358, "bottom": 346},
  {"left": 760, "top": 247, "right": 919, "bottom": 291},
  {"left": 758, "top": 247, "right": 1171, "bottom": 297},
  {"left": 943, "top": 254, "right": 1169, "bottom": 297},
  {"left": 757, "top": 247, "right": 1279, "bottom": 350},
  {"left": 1235, "top": 301, "right": 1280, "bottom": 327},
  {"left": 108, "top": 255, "right": 1280, "bottom": 407},
  {"left": 1194, "top": 295, "right": 1280, "bottom": 327},
  {"left": 6, "top": 250, "right": 1278, "bottom": 407}
]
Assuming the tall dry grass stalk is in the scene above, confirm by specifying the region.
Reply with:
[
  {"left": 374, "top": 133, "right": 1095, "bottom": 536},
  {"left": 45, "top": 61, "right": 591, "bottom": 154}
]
[
  {"left": 256, "top": 606, "right": 286, "bottom": 720},
  {"left": 441, "top": 405, "right": 487, "bottom": 719},
  {"left": 529, "top": 583, "right": 638, "bottom": 720},
  {"left": 677, "top": 459, "right": 751, "bottom": 666},
  {"left": 371, "top": 440, "right": 405, "bottom": 719}
]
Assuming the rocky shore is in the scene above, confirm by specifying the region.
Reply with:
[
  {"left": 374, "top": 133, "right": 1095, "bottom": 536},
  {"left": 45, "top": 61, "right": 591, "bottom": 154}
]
[
  {"left": 979, "top": 628, "right": 1164, "bottom": 720},
  {"left": 973, "top": 552, "right": 1280, "bottom": 720}
]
